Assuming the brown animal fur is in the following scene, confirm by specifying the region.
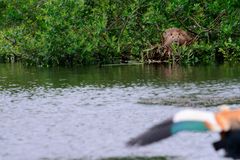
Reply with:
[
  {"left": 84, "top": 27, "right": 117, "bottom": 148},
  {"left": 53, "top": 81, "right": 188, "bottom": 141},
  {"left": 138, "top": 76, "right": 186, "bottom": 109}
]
[{"left": 162, "top": 28, "right": 192, "bottom": 56}]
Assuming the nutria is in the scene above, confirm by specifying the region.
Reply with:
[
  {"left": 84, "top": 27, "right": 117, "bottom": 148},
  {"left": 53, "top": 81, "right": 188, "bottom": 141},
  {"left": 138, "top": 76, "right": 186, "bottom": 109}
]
[{"left": 162, "top": 28, "right": 192, "bottom": 56}]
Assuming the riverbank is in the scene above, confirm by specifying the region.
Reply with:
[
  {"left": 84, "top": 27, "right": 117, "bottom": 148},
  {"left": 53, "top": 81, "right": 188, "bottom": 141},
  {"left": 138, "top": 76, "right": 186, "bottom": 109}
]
[{"left": 0, "top": 1, "right": 240, "bottom": 66}]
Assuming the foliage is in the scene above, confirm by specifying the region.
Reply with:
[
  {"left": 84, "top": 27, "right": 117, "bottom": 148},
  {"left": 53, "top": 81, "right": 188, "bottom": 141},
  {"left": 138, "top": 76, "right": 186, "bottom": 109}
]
[{"left": 0, "top": 0, "right": 240, "bottom": 66}]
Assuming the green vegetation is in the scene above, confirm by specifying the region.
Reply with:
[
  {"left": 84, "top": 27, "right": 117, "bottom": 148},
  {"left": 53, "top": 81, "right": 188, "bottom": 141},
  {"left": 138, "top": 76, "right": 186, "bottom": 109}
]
[{"left": 0, "top": 0, "right": 239, "bottom": 66}]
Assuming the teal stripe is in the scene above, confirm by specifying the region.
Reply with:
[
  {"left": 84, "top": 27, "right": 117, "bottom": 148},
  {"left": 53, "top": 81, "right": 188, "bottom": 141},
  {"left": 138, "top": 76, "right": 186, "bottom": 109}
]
[{"left": 171, "top": 121, "right": 209, "bottom": 134}]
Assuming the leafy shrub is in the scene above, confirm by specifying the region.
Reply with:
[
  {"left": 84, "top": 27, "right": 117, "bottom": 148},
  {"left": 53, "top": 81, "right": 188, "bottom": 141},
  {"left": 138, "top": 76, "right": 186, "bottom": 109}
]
[{"left": 0, "top": 0, "right": 239, "bottom": 66}]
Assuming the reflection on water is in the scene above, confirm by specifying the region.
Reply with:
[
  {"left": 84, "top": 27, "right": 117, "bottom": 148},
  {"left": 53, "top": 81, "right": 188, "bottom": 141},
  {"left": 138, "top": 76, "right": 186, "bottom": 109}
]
[
  {"left": 1, "top": 63, "right": 240, "bottom": 89},
  {"left": 1, "top": 63, "right": 240, "bottom": 160}
]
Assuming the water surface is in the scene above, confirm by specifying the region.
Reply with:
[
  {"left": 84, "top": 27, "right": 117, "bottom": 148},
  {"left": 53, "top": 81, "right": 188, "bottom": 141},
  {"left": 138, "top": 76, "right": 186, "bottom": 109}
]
[{"left": 1, "top": 63, "right": 240, "bottom": 160}]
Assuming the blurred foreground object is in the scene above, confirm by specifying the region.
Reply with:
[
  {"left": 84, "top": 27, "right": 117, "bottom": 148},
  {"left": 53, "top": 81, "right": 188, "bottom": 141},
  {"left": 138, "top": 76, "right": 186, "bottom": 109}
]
[{"left": 127, "top": 106, "right": 240, "bottom": 158}]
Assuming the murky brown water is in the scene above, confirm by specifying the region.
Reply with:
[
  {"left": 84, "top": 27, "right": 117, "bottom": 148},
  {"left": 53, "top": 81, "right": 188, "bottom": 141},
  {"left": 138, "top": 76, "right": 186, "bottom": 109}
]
[{"left": 1, "top": 63, "right": 240, "bottom": 160}]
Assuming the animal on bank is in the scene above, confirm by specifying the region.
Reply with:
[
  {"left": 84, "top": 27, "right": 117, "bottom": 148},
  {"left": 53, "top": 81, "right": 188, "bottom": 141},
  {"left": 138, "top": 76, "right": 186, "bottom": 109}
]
[
  {"left": 127, "top": 106, "right": 240, "bottom": 158},
  {"left": 162, "top": 28, "right": 192, "bottom": 56}
]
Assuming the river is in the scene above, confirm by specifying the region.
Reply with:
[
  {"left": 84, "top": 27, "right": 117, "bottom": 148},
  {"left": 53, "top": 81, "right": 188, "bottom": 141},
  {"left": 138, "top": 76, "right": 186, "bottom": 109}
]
[{"left": 1, "top": 63, "right": 240, "bottom": 160}]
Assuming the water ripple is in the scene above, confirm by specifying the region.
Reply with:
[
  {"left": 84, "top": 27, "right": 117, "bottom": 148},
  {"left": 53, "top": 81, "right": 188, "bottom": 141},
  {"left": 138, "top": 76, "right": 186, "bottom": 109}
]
[{"left": 0, "top": 82, "right": 239, "bottom": 160}]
